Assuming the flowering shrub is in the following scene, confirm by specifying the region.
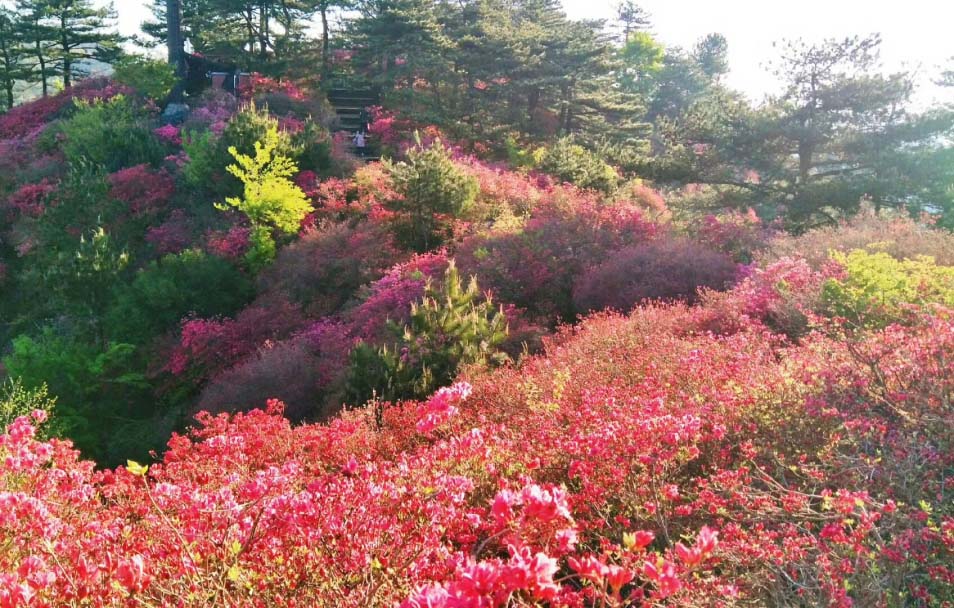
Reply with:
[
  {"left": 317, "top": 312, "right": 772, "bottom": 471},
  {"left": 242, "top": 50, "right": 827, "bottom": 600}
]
[
  {"left": 572, "top": 238, "right": 738, "bottom": 314},
  {"left": 2, "top": 179, "right": 58, "bottom": 219},
  {"left": 457, "top": 194, "right": 659, "bottom": 322},
  {"left": 0, "top": 78, "right": 131, "bottom": 139},
  {"left": 0, "top": 379, "right": 56, "bottom": 436},
  {"left": 238, "top": 73, "right": 307, "bottom": 101},
  {"left": 345, "top": 251, "right": 450, "bottom": 342},
  {"left": 153, "top": 124, "right": 182, "bottom": 146},
  {"left": 198, "top": 320, "right": 353, "bottom": 420},
  {"left": 205, "top": 225, "right": 252, "bottom": 260},
  {"left": 107, "top": 164, "right": 176, "bottom": 217},
  {"left": 694, "top": 208, "right": 770, "bottom": 263},
  {"left": 3, "top": 276, "right": 953, "bottom": 604},
  {"left": 165, "top": 297, "right": 306, "bottom": 383},
  {"left": 764, "top": 210, "right": 954, "bottom": 268},
  {"left": 259, "top": 221, "right": 404, "bottom": 317},
  {"left": 367, "top": 105, "right": 413, "bottom": 149},
  {"left": 619, "top": 181, "right": 670, "bottom": 221},
  {"left": 145, "top": 209, "right": 193, "bottom": 255}
]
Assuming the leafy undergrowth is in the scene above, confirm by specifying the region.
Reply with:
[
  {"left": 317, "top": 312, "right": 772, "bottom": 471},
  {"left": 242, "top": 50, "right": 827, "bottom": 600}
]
[{"left": 2, "top": 261, "right": 952, "bottom": 607}]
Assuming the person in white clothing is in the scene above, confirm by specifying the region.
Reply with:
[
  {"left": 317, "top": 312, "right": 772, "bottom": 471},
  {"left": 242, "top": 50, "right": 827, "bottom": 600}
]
[{"left": 353, "top": 131, "right": 367, "bottom": 157}]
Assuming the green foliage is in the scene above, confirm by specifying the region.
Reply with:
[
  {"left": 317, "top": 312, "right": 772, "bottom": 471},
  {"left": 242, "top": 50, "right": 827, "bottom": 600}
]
[
  {"left": 43, "top": 226, "right": 130, "bottom": 320},
  {"left": 244, "top": 225, "right": 278, "bottom": 273},
  {"left": 536, "top": 137, "right": 619, "bottom": 193},
  {"left": 61, "top": 95, "right": 165, "bottom": 171},
  {"left": 619, "top": 31, "right": 665, "bottom": 95},
  {"left": 650, "top": 35, "right": 954, "bottom": 228},
  {"left": 0, "top": 379, "right": 57, "bottom": 437},
  {"left": 183, "top": 103, "right": 331, "bottom": 194},
  {"left": 105, "top": 249, "right": 254, "bottom": 344},
  {"left": 221, "top": 102, "right": 295, "bottom": 161},
  {"left": 346, "top": 261, "right": 508, "bottom": 403},
  {"left": 216, "top": 125, "right": 311, "bottom": 259},
  {"left": 822, "top": 250, "right": 954, "bottom": 327},
  {"left": 182, "top": 129, "right": 220, "bottom": 187},
  {"left": 387, "top": 136, "right": 478, "bottom": 251},
  {"left": 290, "top": 120, "right": 333, "bottom": 172},
  {"left": 2, "top": 328, "right": 149, "bottom": 461},
  {"left": 112, "top": 54, "right": 178, "bottom": 101}
]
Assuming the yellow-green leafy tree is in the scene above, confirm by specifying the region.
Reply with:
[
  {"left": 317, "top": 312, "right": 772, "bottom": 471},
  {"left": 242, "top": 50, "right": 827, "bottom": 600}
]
[{"left": 216, "top": 125, "right": 312, "bottom": 269}]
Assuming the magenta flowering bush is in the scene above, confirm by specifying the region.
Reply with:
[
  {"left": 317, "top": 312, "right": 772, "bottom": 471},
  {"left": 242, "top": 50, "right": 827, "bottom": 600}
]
[
  {"left": 107, "top": 164, "right": 176, "bottom": 217},
  {"left": 2, "top": 272, "right": 953, "bottom": 605}
]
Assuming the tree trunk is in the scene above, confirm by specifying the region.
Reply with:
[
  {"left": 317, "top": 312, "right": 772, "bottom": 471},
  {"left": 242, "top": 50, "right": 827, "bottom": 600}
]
[
  {"left": 60, "top": 13, "right": 70, "bottom": 89},
  {"left": 245, "top": 10, "right": 255, "bottom": 60},
  {"left": 258, "top": 2, "right": 270, "bottom": 60},
  {"left": 35, "top": 39, "right": 48, "bottom": 97},
  {"left": 166, "top": 0, "right": 186, "bottom": 102},
  {"left": 0, "top": 38, "right": 14, "bottom": 108},
  {"left": 320, "top": 5, "right": 329, "bottom": 76},
  {"left": 798, "top": 138, "right": 813, "bottom": 185}
]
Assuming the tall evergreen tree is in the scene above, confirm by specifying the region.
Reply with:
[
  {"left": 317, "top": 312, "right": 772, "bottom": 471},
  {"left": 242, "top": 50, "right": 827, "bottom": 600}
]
[
  {"left": 43, "top": 0, "right": 121, "bottom": 88},
  {"left": 615, "top": 0, "right": 650, "bottom": 43},
  {"left": 651, "top": 35, "right": 954, "bottom": 227},
  {"left": 14, "top": 0, "right": 57, "bottom": 97},
  {"left": 144, "top": 0, "right": 319, "bottom": 71},
  {"left": 0, "top": 7, "right": 26, "bottom": 109}
]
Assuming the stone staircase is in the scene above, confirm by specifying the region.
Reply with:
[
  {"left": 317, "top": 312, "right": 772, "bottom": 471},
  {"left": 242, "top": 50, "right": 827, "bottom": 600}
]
[{"left": 327, "top": 88, "right": 381, "bottom": 161}]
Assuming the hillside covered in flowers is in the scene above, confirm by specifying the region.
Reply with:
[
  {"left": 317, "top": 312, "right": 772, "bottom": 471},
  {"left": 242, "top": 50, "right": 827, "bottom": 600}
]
[{"left": 0, "top": 71, "right": 953, "bottom": 607}]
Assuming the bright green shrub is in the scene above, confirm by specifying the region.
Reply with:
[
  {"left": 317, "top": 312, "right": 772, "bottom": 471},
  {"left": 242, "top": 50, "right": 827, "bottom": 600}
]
[
  {"left": 182, "top": 129, "right": 220, "bottom": 187},
  {"left": 219, "top": 126, "right": 312, "bottom": 232},
  {"left": 536, "top": 137, "right": 619, "bottom": 193},
  {"left": 61, "top": 96, "right": 166, "bottom": 171},
  {"left": 216, "top": 126, "right": 311, "bottom": 268},
  {"left": 112, "top": 55, "right": 178, "bottom": 102},
  {"left": 183, "top": 103, "right": 331, "bottom": 193},
  {"left": 387, "top": 136, "right": 478, "bottom": 251},
  {"left": 822, "top": 249, "right": 954, "bottom": 327},
  {"left": 105, "top": 249, "right": 254, "bottom": 344},
  {"left": 346, "top": 261, "right": 508, "bottom": 403},
  {"left": 0, "top": 379, "right": 57, "bottom": 437}
]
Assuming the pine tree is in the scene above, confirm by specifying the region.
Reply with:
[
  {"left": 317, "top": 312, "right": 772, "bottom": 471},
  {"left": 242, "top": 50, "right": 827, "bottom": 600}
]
[
  {"left": 386, "top": 135, "right": 478, "bottom": 251},
  {"left": 0, "top": 8, "right": 26, "bottom": 109},
  {"left": 346, "top": 260, "right": 509, "bottom": 403},
  {"left": 43, "top": 0, "right": 121, "bottom": 89},
  {"left": 615, "top": 0, "right": 650, "bottom": 43},
  {"left": 144, "top": 0, "right": 320, "bottom": 71},
  {"left": 14, "top": 0, "right": 57, "bottom": 97}
]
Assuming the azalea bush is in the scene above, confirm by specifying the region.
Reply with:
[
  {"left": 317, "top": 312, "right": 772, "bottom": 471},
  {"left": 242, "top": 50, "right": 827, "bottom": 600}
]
[
  {"left": 1, "top": 268, "right": 953, "bottom": 605},
  {"left": 457, "top": 194, "right": 659, "bottom": 322},
  {"left": 764, "top": 210, "right": 954, "bottom": 268},
  {"left": 258, "top": 220, "right": 403, "bottom": 317},
  {"left": 572, "top": 238, "right": 738, "bottom": 314}
]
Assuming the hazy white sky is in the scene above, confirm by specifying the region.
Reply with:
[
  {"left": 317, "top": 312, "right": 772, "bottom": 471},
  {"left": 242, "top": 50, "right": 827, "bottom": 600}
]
[{"left": 114, "top": 0, "right": 954, "bottom": 106}]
